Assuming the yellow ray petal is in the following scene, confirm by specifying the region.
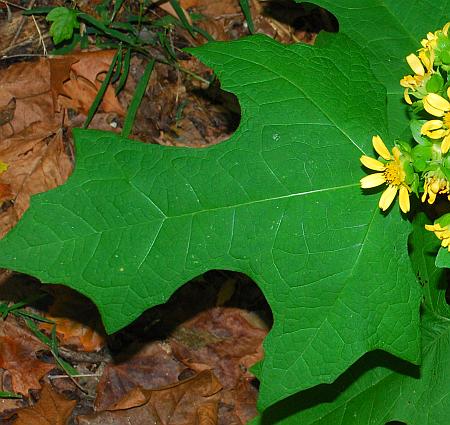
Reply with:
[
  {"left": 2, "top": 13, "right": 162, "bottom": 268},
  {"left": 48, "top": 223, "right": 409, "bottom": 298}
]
[
  {"left": 406, "top": 54, "right": 425, "bottom": 76},
  {"left": 427, "top": 129, "right": 448, "bottom": 139},
  {"left": 392, "top": 146, "right": 401, "bottom": 161},
  {"left": 372, "top": 135, "right": 391, "bottom": 160},
  {"left": 442, "top": 134, "right": 450, "bottom": 154},
  {"left": 421, "top": 119, "right": 444, "bottom": 133},
  {"left": 423, "top": 93, "right": 450, "bottom": 117},
  {"left": 444, "top": 22, "right": 450, "bottom": 36},
  {"left": 403, "top": 88, "right": 412, "bottom": 105},
  {"left": 360, "top": 155, "right": 385, "bottom": 171},
  {"left": 360, "top": 173, "right": 385, "bottom": 188},
  {"left": 419, "top": 50, "right": 432, "bottom": 72},
  {"left": 399, "top": 185, "right": 410, "bottom": 213},
  {"left": 379, "top": 185, "right": 398, "bottom": 211}
]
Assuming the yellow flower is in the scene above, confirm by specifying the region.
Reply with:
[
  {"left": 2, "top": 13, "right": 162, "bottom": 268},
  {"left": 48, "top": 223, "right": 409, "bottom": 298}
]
[
  {"left": 425, "top": 222, "right": 450, "bottom": 250},
  {"left": 400, "top": 51, "right": 434, "bottom": 104},
  {"left": 421, "top": 87, "right": 450, "bottom": 153},
  {"left": 421, "top": 172, "right": 450, "bottom": 204},
  {"left": 420, "top": 22, "right": 450, "bottom": 53},
  {"left": 360, "top": 135, "right": 411, "bottom": 213}
]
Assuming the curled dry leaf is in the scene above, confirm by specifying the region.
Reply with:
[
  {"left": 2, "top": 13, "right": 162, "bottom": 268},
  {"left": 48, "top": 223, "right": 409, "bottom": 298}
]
[
  {"left": 79, "top": 370, "right": 222, "bottom": 425},
  {"left": 169, "top": 307, "right": 267, "bottom": 424},
  {"left": 39, "top": 286, "right": 106, "bottom": 353},
  {"left": 0, "top": 124, "right": 72, "bottom": 237},
  {"left": 0, "top": 316, "right": 54, "bottom": 395},
  {"left": 170, "top": 307, "right": 267, "bottom": 388},
  {"left": 12, "top": 383, "right": 76, "bottom": 425},
  {"left": 51, "top": 51, "right": 125, "bottom": 115},
  {"left": 94, "top": 341, "right": 185, "bottom": 411},
  {"left": 0, "top": 370, "right": 26, "bottom": 418},
  {"left": 179, "top": 0, "right": 241, "bottom": 17},
  {"left": 0, "top": 50, "right": 124, "bottom": 236}
]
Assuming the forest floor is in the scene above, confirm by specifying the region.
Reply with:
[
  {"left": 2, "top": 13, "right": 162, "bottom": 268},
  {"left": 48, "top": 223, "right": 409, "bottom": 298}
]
[{"left": 0, "top": 1, "right": 336, "bottom": 423}]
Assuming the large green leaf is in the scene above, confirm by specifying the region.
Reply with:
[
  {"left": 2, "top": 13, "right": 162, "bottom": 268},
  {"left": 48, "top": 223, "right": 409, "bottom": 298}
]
[
  {"left": 0, "top": 33, "right": 420, "bottom": 409},
  {"left": 314, "top": 0, "right": 450, "bottom": 137},
  {"left": 255, "top": 214, "right": 450, "bottom": 424}
]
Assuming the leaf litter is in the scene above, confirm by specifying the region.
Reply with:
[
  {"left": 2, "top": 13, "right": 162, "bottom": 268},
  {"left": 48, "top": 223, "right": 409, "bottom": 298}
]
[{"left": 0, "top": 0, "right": 331, "bottom": 423}]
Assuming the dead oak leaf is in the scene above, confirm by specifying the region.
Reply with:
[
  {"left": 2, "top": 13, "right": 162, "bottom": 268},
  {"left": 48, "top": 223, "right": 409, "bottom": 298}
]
[
  {"left": 170, "top": 307, "right": 267, "bottom": 389},
  {"left": 0, "top": 317, "right": 54, "bottom": 395},
  {"left": 79, "top": 370, "right": 222, "bottom": 425},
  {"left": 12, "top": 383, "right": 76, "bottom": 425},
  {"left": 94, "top": 341, "right": 185, "bottom": 411},
  {"left": 39, "top": 286, "right": 106, "bottom": 352},
  {"left": 50, "top": 51, "right": 125, "bottom": 115},
  {"left": 0, "top": 123, "right": 72, "bottom": 237}
]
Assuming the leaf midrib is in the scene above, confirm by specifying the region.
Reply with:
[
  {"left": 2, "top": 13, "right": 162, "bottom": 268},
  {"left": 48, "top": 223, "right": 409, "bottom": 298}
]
[{"left": 27, "top": 183, "right": 359, "bottom": 249}]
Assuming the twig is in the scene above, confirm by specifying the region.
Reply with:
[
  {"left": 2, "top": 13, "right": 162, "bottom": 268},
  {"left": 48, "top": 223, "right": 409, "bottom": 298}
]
[
  {"left": 49, "top": 373, "right": 102, "bottom": 379},
  {"left": 58, "top": 346, "right": 110, "bottom": 364},
  {"left": 9, "top": 0, "right": 36, "bottom": 47},
  {"left": 1, "top": 1, "right": 27, "bottom": 10},
  {"left": 31, "top": 13, "right": 47, "bottom": 56},
  {"left": 0, "top": 33, "right": 51, "bottom": 57},
  {"left": 0, "top": 52, "right": 47, "bottom": 60}
]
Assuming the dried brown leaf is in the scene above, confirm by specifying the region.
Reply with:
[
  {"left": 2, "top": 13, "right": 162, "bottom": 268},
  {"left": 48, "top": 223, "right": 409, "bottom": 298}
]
[
  {"left": 170, "top": 307, "right": 267, "bottom": 424},
  {"left": 51, "top": 51, "right": 125, "bottom": 115},
  {"left": 13, "top": 383, "right": 76, "bottom": 425},
  {"left": 79, "top": 370, "right": 221, "bottom": 425},
  {"left": 0, "top": 124, "right": 72, "bottom": 237},
  {"left": 95, "top": 341, "right": 185, "bottom": 411},
  {"left": 170, "top": 307, "right": 267, "bottom": 388},
  {"left": 39, "top": 287, "right": 106, "bottom": 352},
  {"left": 0, "top": 316, "right": 54, "bottom": 395}
]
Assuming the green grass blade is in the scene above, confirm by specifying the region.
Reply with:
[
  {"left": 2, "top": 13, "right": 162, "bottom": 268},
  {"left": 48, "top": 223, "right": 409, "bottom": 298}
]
[
  {"left": 22, "top": 6, "right": 55, "bottom": 15},
  {"left": 122, "top": 59, "right": 155, "bottom": 138},
  {"left": 78, "top": 12, "right": 137, "bottom": 45},
  {"left": 192, "top": 24, "right": 214, "bottom": 41},
  {"left": 111, "top": 46, "right": 124, "bottom": 83},
  {"left": 16, "top": 310, "right": 55, "bottom": 324},
  {"left": 110, "top": 0, "right": 125, "bottom": 23},
  {"left": 0, "top": 391, "right": 22, "bottom": 399},
  {"left": 83, "top": 47, "right": 120, "bottom": 129},
  {"left": 116, "top": 48, "right": 131, "bottom": 95},
  {"left": 239, "top": 0, "right": 255, "bottom": 34},
  {"left": 169, "top": 0, "right": 196, "bottom": 38},
  {"left": 23, "top": 317, "right": 52, "bottom": 346}
]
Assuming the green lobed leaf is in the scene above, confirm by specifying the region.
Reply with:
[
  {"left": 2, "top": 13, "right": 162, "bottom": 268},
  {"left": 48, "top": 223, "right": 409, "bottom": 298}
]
[
  {"left": 252, "top": 214, "right": 450, "bottom": 424},
  {"left": 46, "top": 7, "right": 79, "bottom": 45},
  {"left": 0, "top": 33, "right": 420, "bottom": 410}
]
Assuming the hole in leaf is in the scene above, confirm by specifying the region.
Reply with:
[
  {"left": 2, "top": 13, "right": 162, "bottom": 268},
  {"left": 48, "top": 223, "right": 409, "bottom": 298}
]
[
  {"left": 131, "top": 61, "right": 240, "bottom": 147},
  {"left": 261, "top": 1, "right": 338, "bottom": 44},
  {"left": 105, "top": 270, "right": 273, "bottom": 423}
]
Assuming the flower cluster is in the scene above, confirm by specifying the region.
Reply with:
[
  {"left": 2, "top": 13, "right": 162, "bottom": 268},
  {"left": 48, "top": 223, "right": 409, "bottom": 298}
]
[{"left": 359, "top": 22, "right": 450, "bottom": 251}]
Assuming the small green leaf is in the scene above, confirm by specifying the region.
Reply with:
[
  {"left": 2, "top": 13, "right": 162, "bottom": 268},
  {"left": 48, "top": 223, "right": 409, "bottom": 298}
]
[
  {"left": 411, "top": 144, "right": 433, "bottom": 171},
  {"left": 46, "top": 7, "right": 80, "bottom": 45},
  {"left": 410, "top": 120, "right": 431, "bottom": 145},
  {"left": 426, "top": 72, "right": 444, "bottom": 92}
]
